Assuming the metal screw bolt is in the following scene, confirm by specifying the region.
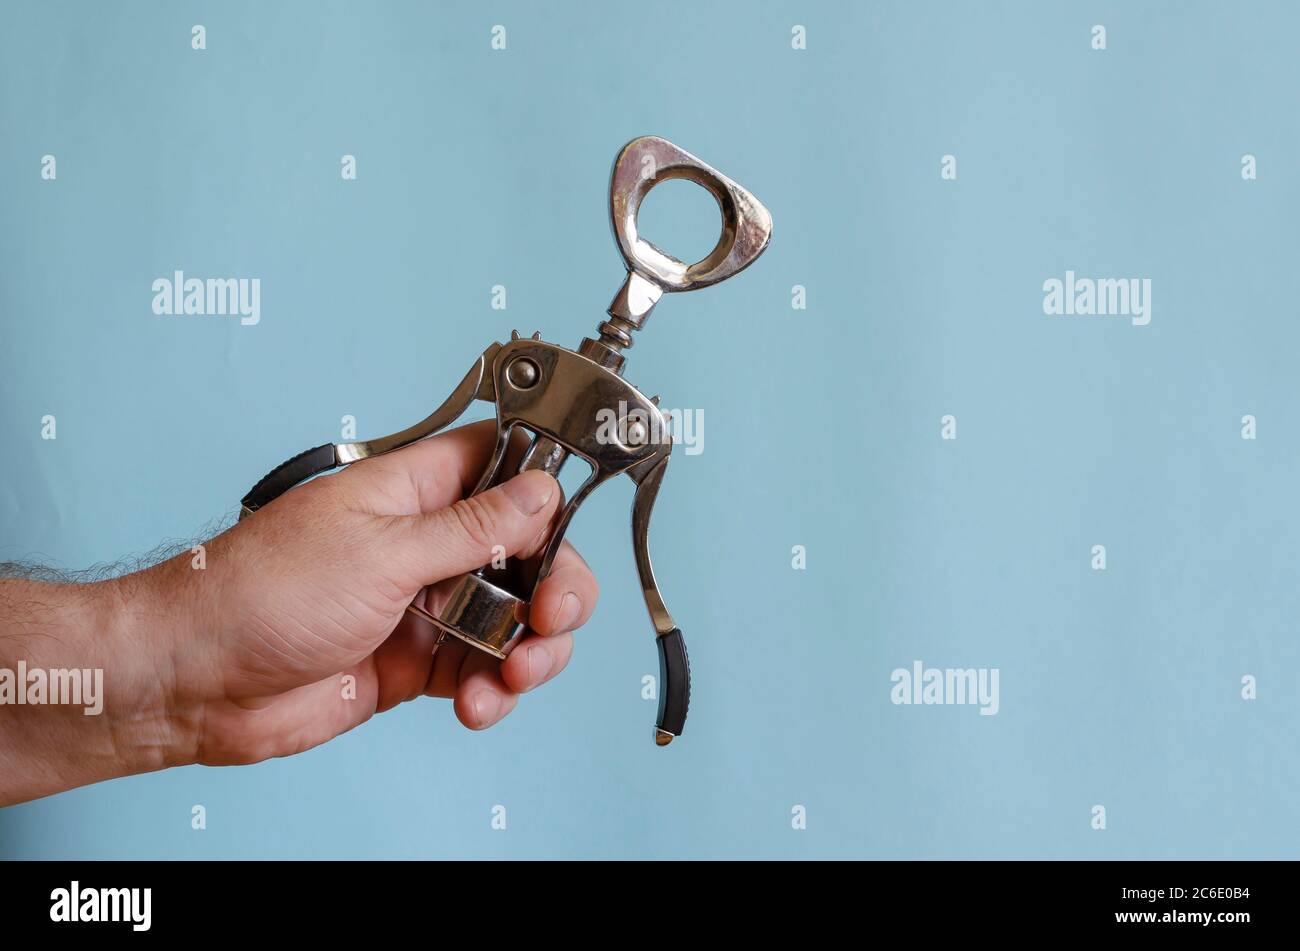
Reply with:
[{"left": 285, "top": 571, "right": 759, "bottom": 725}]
[
  {"left": 507, "top": 357, "right": 540, "bottom": 389},
  {"left": 625, "top": 418, "right": 649, "bottom": 446}
]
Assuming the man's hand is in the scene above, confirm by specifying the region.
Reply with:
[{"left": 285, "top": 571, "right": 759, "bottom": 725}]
[{"left": 0, "top": 420, "right": 598, "bottom": 804}]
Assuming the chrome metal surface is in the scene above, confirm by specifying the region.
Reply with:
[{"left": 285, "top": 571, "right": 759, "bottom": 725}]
[
  {"left": 577, "top": 336, "right": 627, "bottom": 372},
  {"left": 335, "top": 346, "right": 497, "bottom": 464},
  {"left": 519, "top": 435, "right": 567, "bottom": 476},
  {"left": 505, "top": 356, "right": 540, "bottom": 390},
  {"left": 426, "top": 573, "right": 528, "bottom": 659},
  {"left": 606, "top": 272, "right": 663, "bottom": 328},
  {"left": 427, "top": 338, "right": 672, "bottom": 657},
  {"left": 629, "top": 454, "right": 677, "bottom": 637},
  {"left": 491, "top": 340, "right": 664, "bottom": 477},
  {"left": 606, "top": 135, "right": 774, "bottom": 334}
]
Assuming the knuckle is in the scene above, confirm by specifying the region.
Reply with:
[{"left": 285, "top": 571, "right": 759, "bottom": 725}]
[{"left": 448, "top": 494, "right": 499, "bottom": 551}]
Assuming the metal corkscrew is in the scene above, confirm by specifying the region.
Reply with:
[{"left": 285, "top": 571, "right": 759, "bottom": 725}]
[{"left": 237, "top": 136, "right": 773, "bottom": 744}]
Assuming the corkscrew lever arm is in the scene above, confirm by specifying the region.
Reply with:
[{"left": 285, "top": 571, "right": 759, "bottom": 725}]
[
  {"left": 239, "top": 344, "right": 499, "bottom": 517},
  {"left": 629, "top": 453, "right": 689, "bottom": 746}
]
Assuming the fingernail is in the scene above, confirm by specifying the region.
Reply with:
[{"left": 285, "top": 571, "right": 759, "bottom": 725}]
[
  {"left": 551, "top": 592, "right": 582, "bottom": 634},
  {"left": 526, "top": 643, "right": 554, "bottom": 688},
  {"left": 501, "top": 470, "right": 555, "bottom": 516},
  {"left": 472, "top": 690, "right": 502, "bottom": 728}
]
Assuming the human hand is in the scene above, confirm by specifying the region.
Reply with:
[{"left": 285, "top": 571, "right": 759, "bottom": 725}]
[
  {"left": 0, "top": 420, "right": 598, "bottom": 803},
  {"left": 167, "top": 419, "right": 599, "bottom": 765}
]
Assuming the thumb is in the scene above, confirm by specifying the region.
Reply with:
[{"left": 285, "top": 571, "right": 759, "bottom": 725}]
[{"left": 399, "top": 469, "right": 560, "bottom": 583}]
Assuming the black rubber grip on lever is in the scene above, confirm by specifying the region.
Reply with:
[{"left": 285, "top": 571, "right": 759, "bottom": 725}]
[
  {"left": 241, "top": 443, "right": 336, "bottom": 515},
  {"left": 655, "top": 628, "right": 690, "bottom": 738}
]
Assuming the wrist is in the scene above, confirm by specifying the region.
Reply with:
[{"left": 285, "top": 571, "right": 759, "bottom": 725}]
[
  {"left": 101, "top": 560, "right": 209, "bottom": 772},
  {"left": 0, "top": 571, "right": 198, "bottom": 804}
]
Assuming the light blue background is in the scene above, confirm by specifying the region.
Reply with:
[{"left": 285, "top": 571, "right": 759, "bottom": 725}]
[{"left": 2, "top": 0, "right": 1297, "bottom": 859}]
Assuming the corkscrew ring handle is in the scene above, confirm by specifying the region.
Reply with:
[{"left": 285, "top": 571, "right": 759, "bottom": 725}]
[{"left": 607, "top": 135, "right": 774, "bottom": 324}]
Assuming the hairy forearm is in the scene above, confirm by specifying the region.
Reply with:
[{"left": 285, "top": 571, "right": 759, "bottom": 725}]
[{"left": 0, "top": 574, "right": 193, "bottom": 806}]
